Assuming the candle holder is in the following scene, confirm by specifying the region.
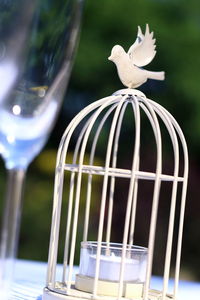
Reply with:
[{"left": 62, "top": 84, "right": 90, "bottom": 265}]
[
  {"left": 76, "top": 242, "right": 147, "bottom": 298},
  {"left": 43, "top": 25, "right": 188, "bottom": 300}
]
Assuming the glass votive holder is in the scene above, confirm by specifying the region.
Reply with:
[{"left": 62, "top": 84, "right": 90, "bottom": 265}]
[{"left": 75, "top": 241, "right": 148, "bottom": 298}]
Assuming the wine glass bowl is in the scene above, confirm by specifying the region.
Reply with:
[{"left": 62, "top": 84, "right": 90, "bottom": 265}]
[{"left": 0, "top": 0, "right": 82, "bottom": 170}]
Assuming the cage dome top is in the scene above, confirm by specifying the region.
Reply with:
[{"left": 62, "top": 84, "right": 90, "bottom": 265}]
[{"left": 108, "top": 24, "right": 165, "bottom": 89}]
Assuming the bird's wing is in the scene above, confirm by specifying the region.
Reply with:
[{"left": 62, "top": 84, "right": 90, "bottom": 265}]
[
  {"left": 128, "top": 24, "right": 156, "bottom": 67},
  {"left": 127, "top": 26, "right": 144, "bottom": 56}
]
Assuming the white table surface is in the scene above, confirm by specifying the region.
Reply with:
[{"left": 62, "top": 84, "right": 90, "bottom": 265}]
[{"left": 10, "top": 259, "right": 200, "bottom": 299}]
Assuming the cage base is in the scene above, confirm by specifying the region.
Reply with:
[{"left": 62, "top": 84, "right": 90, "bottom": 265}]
[{"left": 43, "top": 286, "right": 173, "bottom": 300}]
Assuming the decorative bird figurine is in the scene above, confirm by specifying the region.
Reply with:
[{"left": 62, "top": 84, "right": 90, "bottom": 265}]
[{"left": 108, "top": 24, "right": 165, "bottom": 88}]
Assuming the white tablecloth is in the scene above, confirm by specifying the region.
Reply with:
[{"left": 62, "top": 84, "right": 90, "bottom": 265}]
[{"left": 11, "top": 259, "right": 200, "bottom": 299}]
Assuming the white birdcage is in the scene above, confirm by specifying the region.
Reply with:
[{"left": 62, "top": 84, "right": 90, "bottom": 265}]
[{"left": 43, "top": 25, "right": 188, "bottom": 300}]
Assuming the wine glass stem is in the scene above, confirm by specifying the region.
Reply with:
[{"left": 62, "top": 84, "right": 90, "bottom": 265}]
[{"left": 0, "top": 168, "right": 26, "bottom": 285}]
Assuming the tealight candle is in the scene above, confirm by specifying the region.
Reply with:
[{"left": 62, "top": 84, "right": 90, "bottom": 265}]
[
  {"left": 86, "top": 252, "right": 139, "bottom": 281},
  {"left": 77, "top": 241, "right": 147, "bottom": 283}
]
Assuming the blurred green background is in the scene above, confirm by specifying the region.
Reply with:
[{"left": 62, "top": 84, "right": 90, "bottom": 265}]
[{"left": 1, "top": 0, "right": 200, "bottom": 281}]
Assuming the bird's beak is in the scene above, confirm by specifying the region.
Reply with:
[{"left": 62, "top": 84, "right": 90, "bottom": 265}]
[{"left": 108, "top": 55, "right": 112, "bottom": 61}]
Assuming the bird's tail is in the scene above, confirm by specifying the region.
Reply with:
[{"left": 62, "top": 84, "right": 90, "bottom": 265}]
[{"left": 147, "top": 71, "right": 165, "bottom": 81}]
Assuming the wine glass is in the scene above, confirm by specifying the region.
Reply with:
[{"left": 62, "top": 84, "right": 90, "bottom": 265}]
[{"left": 0, "top": 0, "right": 83, "bottom": 297}]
